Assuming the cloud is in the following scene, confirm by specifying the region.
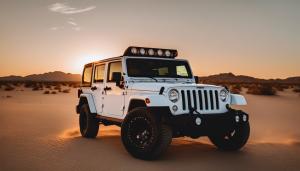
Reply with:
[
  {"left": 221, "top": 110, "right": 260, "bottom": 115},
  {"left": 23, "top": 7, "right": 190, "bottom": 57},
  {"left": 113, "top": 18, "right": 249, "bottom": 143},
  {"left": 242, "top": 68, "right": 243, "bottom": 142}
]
[
  {"left": 48, "top": 3, "right": 96, "bottom": 14},
  {"left": 67, "top": 21, "right": 77, "bottom": 26}
]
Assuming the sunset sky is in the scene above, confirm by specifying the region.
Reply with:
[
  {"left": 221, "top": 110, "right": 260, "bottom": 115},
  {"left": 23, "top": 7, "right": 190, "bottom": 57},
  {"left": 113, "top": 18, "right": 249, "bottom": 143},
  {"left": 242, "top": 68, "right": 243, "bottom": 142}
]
[{"left": 0, "top": 0, "right": 299, "bottom": 78}]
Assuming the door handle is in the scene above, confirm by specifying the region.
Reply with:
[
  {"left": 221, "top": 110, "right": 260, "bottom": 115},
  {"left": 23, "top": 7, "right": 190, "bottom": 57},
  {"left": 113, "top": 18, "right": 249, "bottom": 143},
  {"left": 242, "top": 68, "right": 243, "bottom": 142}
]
[
  {"left": 91, "top": 86, "right": 97, "bottom": 91},
  {"left": 104, "top": 86, "right": 112, "bottom": 91}
]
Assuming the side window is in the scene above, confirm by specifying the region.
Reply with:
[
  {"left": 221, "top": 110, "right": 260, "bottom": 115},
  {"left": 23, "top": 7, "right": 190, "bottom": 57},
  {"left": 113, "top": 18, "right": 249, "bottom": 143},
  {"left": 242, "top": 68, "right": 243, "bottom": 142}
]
[
  {"left": 107, "top": 61, "right": 122, "bottom": 82},
  {"left": 82, "top": 65, "right": 93, "bottom": 86},
  {"left": 94, "top": 64, "right": 105, "bottom": 83}
]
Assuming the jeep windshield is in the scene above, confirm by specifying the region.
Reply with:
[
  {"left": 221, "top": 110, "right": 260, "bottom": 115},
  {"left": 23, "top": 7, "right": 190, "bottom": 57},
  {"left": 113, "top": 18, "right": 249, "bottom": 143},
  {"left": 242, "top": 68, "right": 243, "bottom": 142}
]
[{"left": 126, "top": 58, "right": 193, "bottom": 79}]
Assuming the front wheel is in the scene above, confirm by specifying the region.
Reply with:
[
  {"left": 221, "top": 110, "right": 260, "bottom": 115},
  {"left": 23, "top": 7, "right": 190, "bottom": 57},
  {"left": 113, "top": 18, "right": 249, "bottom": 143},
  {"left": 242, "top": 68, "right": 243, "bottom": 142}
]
[
  {"left": 121, "top": 108, "right": 172, "bottom": 160},
  {"left": 209, "top": 122, "right": 250, "bottom": 151}
]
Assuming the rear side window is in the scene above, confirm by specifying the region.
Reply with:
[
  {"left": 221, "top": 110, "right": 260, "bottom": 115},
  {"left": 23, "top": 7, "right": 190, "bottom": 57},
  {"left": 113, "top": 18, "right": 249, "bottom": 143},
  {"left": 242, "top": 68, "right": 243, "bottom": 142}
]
[
  {"left": 94, "top": 64, "right": 105, "bottom": 83},
  {"left": 107, "top": 61, "right": 122, "bottom": 82},
  {"left": 82, "top": 65, "right": 93, "bottom": 86}
]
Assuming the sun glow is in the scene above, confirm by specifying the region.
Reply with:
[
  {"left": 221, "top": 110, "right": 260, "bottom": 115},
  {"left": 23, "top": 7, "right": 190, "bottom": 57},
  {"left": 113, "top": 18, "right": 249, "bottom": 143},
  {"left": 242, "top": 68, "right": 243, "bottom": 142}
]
[{"left": 71, "top": 55, "right": 104, "bottom": 74}]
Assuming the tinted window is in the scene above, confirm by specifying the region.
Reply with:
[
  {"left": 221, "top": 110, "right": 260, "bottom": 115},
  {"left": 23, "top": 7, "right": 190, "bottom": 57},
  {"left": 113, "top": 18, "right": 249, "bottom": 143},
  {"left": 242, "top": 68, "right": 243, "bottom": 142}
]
[
  {"left": 126, "top": 58, "right": 192, "bottom": 78},
  {"left": 107, "top": 61, "right": 122, "bottom": 82},
  {"left": 94, "top": 64, "right": 105, "bottom": 83},
  {"left": 82, "top": 65, "right": 92, "bottom": 86}
]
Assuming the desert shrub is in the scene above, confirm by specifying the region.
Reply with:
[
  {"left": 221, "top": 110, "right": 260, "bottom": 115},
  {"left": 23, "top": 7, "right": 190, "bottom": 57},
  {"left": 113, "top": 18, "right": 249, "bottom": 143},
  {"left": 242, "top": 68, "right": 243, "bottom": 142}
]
[
  {"left": 44, "top": 90, "right": 50, "bottom": 94},
  {"left": 62, "top": 89, "right": 71, "bottom": 93},
  {"left": 32, "top": 86, "right": 40, "bottom": 91},
  {"left": 4, "top": 85, "right": 15, "bottom": 91},
  {"left": 51, "top": 91, "right": 57, "bottom": 94},
  {"left": 45, "top": 85, "right": 51, "bottom": 89},
  {"left": 247, "top": 84, "right": 276, "bottom": 95},
  {"left": 273, "top": 84, "right": 289, "bottom": 91},
  {"left": 293, "top": 88, "right": 300, "bottom": 93},
  {"left": 6, "top": 95, "right": 12, "bottom": 98},
  {"left": 230, "top": 84, "right": 242, "bottom": 94},
  {"left": 54, "top": 85, "right": 61, "bottom": 92}
]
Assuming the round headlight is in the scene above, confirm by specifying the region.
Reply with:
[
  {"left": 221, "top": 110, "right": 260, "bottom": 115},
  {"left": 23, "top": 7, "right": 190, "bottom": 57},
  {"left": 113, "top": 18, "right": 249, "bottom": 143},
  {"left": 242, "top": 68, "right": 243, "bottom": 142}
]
[
  {"left": 157, "top": 49, "right": 163, "bottom": 56},
  {"left": 168, "top": 89, "right": 179, "bottom": 103},
  {"left": 165, "top": 50, "right": 171, "bottom": 57},
  {"left": 148, "top": 49, "right": 154, "bottom": 56},
  {"left": 139, "top": 48, "right": 146, "bottom": 55},
  {"left": 220, "top": 89, "right": 229, "bottom": 102},
  {"left": 131, "top": 47, "right": 138, "bottom": 54}
]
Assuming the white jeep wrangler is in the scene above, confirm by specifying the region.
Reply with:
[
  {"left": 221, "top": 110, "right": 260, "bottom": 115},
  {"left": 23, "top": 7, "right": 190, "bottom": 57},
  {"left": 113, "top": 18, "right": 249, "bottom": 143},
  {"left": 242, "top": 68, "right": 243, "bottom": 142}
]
[{"left": 76, "top": 46, "right": 250, "bottom": 160}]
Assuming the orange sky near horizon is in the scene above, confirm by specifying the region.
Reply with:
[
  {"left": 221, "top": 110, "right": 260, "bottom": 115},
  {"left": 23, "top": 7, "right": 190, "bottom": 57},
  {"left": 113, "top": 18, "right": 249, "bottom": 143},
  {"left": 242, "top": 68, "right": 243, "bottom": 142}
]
[{"left": 0, "top": 0, "right": 299, "bottom": 79}]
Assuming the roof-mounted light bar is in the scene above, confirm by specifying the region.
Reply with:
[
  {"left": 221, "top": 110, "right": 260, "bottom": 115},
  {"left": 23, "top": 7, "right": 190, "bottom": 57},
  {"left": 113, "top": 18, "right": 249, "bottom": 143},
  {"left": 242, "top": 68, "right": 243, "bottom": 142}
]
[{"left": 123, "top": 46, "right": 178, "bottom": 58}]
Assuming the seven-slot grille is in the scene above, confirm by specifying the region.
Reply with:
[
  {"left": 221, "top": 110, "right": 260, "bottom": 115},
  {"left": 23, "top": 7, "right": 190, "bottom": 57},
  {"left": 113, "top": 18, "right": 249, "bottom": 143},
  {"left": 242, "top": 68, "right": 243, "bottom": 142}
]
[{"left": 181, "top": 89, "right": 220, "bottom": 112}]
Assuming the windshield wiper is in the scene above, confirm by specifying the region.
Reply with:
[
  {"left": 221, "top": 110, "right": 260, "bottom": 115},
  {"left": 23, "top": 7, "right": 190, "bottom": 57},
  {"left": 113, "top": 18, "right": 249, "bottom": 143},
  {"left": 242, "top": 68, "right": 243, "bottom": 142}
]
[{"left": 145, "top": 76, "right": 158, "bottom": 82}]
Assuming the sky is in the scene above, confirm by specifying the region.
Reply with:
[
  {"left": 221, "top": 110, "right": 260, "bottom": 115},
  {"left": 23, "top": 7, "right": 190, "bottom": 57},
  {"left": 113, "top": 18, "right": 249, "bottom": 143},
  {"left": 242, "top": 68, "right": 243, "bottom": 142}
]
[{"left": 0, "top": 0, "right": 299, "bottom": 79}]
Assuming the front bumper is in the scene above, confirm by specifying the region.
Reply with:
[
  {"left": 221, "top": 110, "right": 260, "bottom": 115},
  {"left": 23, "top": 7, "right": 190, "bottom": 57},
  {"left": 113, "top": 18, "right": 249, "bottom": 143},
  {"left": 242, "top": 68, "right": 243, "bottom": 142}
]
[{"left": 167, "top": 108, "right": 249, "bottom": 138}]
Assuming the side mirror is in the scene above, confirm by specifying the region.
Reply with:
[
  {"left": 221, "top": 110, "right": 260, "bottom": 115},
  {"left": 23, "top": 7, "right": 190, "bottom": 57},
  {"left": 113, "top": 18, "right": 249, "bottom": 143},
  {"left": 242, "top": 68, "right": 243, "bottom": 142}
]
[
  {"left": 194, "top": 76, "right": 199, "bottom": 84},
  {"left": 112, "top": 72, "right": 122, "bottom": 86}
]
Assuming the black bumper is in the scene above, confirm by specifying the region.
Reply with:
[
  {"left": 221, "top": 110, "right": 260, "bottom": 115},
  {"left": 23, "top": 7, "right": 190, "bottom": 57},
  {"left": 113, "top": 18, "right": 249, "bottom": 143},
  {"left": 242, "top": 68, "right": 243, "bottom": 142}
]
[{"left": 149, "top": 107, "right": 249, "bottom": 138}]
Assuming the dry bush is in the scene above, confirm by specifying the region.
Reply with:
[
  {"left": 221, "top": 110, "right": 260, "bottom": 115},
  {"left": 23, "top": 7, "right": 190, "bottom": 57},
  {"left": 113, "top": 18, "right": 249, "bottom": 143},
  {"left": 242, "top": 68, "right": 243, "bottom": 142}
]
[
  {"left": 44, "top": 90, "right": 50, "bottom": 94},
  {"left": 294, "top": 88, "right": 300, "bottom": 93},
  {"left": 62, "top": 89, "right": 71, "bottom": 93},
  {"left": 247, "top": 84, "right": 276, "bottom": 95},
  {"left": 54, "top": 85, "right": 62, "bottom": 92},
  {"left": 32, "top": 86, "right": 40, "bottom": 91},
  {"left": 51, "top": 91, "right": 57, "bottom": 94},
  {"left": 230, "top": 84, "right": 242, "bottom": 94},
  {"left": 4, "top": 85, "right": 15, "bottom": 91},
  {"left": 6, "top": 95, "right": 12, "bottom": 98}
]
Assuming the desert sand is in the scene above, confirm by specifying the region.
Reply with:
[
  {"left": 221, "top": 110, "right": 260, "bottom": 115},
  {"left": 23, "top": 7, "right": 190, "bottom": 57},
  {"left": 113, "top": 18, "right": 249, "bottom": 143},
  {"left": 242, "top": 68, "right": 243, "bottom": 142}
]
[{"left": 0, "top": 87, "right": 300, "bottom": 171}]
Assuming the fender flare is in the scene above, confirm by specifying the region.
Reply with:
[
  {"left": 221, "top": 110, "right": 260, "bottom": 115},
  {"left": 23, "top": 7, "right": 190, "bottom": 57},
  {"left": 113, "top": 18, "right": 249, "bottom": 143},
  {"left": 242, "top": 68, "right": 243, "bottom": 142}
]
[
  {"left": 230, "top": 94, "right": 247, "bottom": 105},
  {"left": 79, "top": 93, "right": 97, "bottom": 113}
]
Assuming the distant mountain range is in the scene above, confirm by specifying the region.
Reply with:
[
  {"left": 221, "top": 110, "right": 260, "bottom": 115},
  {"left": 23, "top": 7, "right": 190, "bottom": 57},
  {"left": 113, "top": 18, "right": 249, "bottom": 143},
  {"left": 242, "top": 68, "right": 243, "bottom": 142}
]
[
  {"left": 0, "top": 71, "right": 81, "bottom": 82},
  {"left": 200, "top": 73, "right": 300, "bottom": 84},
  {"left": 0, "top": 71, "right": 299, "bottom": 84}
]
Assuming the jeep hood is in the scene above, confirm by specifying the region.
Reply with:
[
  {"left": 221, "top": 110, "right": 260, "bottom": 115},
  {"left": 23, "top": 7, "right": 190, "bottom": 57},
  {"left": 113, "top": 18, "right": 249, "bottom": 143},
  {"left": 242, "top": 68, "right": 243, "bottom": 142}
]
[{"left": 128, "top": 82, "right": 223, "bottom": 92}]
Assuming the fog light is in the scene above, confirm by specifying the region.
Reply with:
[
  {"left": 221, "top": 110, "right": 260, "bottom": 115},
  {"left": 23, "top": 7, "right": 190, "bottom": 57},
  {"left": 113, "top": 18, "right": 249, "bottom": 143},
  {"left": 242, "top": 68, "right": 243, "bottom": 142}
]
[
  {"left": 139, "top": 48, "right": 146, "bottom": 55},
  {"left": 243, "top": 114, "right": 247, "bottom": 122},
  {"left": 235, "top": 115, "right": 240, "bottom": 122},
  {"left": 195, "top": 117, "right": 202, "bottom": 126},
  {"left": 131, "top": 47, "right": 138, "bottom": 54},
  {"left": 165, "top": 50, "right": 171, "bottom": 57},
  {"left": 172, "top": 105, "right": 178, "bottom": 112},
  {"left": 157, "top": 49, "right": 163, "bottom": 56},
  {"left": 148, "top": 49, "right": 154, "bottom": 56}
]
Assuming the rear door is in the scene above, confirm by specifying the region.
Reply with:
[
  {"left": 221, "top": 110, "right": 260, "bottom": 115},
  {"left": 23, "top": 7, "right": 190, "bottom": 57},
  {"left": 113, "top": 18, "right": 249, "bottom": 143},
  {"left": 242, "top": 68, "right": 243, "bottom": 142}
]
[
  {"left": 91, "top": 63, "right": 106, "bottom": 114},
  {"left": 102, "top": 61, "right": 125, "bottom": 118}
]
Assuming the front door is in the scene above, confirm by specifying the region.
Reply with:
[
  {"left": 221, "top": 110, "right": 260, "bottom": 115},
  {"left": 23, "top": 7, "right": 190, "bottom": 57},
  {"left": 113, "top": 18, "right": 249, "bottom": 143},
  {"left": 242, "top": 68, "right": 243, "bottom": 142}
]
[
  {"left": 91, "top": 63, "right": 106, "bottom": 114},
  {"left": 102, "top": 61, "right": 125, "bottom": 118}
]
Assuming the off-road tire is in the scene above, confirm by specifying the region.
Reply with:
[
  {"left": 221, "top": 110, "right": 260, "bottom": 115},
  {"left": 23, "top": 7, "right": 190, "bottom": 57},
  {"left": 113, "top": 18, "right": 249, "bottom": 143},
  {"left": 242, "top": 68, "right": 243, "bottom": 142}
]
[
  {"left": 79, "top": 104, "right": 99, "bottom": 138},
  {"left": 121, "top": 107, "right": 172, "bottom": 160},
  {"left": 209, "top": 122, "right": 250, "bottom": 151}
]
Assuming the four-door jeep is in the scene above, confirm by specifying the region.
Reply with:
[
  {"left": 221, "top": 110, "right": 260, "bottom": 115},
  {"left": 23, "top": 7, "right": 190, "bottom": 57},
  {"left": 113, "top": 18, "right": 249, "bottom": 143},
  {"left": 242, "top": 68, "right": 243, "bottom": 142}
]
[{"left": 76, "top": 46, "right": 250, "bottom": 160}]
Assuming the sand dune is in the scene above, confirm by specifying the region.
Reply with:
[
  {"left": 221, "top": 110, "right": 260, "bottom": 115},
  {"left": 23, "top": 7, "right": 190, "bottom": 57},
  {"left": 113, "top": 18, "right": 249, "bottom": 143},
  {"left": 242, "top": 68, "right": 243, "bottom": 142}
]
[{"left": 0, "top": 88, "right": 300, "bottom": 170}]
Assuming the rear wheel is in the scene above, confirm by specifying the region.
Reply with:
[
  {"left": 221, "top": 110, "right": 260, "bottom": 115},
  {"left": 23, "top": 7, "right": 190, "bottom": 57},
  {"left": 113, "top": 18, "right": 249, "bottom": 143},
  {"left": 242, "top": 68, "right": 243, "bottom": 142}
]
[
  {"left": 209, "top": 122, "right": 250, "bottom": 151},
  {"left": 79, "top": 104, "right": 99, "bottom": 138},
  {"left": 121, "top": 108, "right": 172, "bottom": 160}
]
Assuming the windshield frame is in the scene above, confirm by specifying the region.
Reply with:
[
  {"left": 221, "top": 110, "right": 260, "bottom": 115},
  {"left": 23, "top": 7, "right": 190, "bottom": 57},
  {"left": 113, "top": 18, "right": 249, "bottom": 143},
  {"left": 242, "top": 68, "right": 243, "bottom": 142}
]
[{"left": 124, "top": 57, "right": 194, "bottom": 79}]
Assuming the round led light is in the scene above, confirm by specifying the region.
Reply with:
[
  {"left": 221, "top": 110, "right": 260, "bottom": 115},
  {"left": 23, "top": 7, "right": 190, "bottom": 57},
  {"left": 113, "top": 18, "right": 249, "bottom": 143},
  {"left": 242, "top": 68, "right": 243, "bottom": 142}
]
[
  {"left": 148, "top": 49, "right": 154, "bottom": 56},
  {"left": 131, "top": 47, "right": 138, "bottom": 54},
  {"left": 220, "top": 89, "right": 229, "bottom": 102},
  {"left": 235, "top": 115, "right": 240, "bottom": 122},
  {"left": 139, "top": 48, "right": 146, "bottom": 55},
  {"left": 165, "top": 50, "right": 171, "bottom": 57},
  {"left": 168, "top": 89, "right": 179, "bottom": 103},
  {"left": 243, "top": 114, "right": 247, "bottom": 122},
  {"left": 157, "top": 49, "right": 163, "bottom": 56},
  {"left": 172, "top": 105, "right": 178, "bottom": 112},
  {"left": 195, "top": 117, "right": 202, "bottom": 126}
]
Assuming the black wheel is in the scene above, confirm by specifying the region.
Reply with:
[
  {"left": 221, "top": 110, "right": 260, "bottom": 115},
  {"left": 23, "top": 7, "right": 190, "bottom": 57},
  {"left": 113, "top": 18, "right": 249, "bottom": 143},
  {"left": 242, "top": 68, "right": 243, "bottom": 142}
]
[
  {"left": 79, "top": 104, "right": 99, "bottom": 138},
  {"left": 121, "top": 107, "right": 172, "bottom": 160},
  {"left": 209, "top": 122, "right": 250, "bottom": 151}
]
